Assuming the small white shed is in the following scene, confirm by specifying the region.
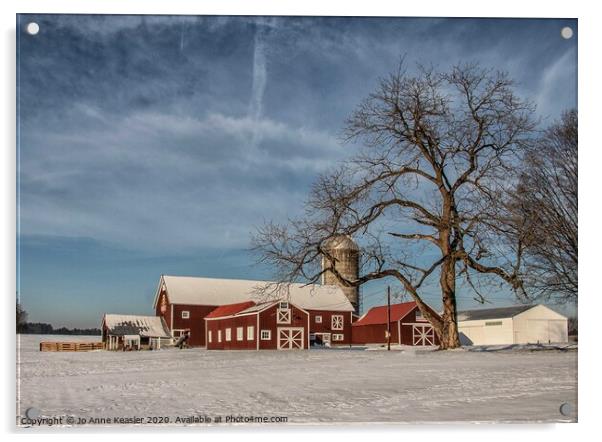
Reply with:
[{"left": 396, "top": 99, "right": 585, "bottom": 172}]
[
  {"left": 101, "top": 314, "right": 172, "bottom": 350},
  {"left": 457, "top": 304, "right": 568, "bottom": 346}
]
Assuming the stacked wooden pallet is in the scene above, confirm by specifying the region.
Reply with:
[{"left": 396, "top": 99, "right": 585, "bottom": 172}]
[{"left": 39, "top": 341, "right": 104, "bottom": 352}]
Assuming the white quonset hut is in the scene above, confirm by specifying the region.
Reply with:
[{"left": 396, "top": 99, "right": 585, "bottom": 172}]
[{"left": 457, "top": 304, "right": 568, "bottom": 346}]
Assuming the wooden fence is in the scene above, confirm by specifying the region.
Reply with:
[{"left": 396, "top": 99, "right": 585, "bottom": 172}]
[{"left": 39, "top": 341, "right": 104, "bottom": 352}]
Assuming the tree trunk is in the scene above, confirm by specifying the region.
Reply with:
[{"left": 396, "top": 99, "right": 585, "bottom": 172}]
[{"left": 438, "top": 255, "right": 461, "bottom": 349}]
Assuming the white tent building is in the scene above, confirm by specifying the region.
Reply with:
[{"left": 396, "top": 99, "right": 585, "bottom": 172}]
[{"left": 457, "top": 304, "right": 568, "bottom": 346}]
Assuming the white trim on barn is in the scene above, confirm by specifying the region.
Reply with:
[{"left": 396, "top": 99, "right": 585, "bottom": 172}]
[
  {"left": 256, "top": 315, "right": 260, "bottom": 350},
  {"left": 412, "top": 324, "right": 435, "bottom": 346},
  {"left": 331, "top": 314, "right": 344, "bottom": 330},
  {"left": 277, "top": 327, "right": 304, "bottom": 350}
]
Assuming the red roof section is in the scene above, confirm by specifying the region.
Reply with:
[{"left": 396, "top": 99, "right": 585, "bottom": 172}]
[
  {"left": 353, "top": 302, "right": 418, "bottom": 326},
  {"left": 205, "top": 301, "right": 256, "bottom": 319}
]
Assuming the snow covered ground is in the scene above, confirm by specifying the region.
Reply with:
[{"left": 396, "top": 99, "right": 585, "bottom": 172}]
[{"left": 17, "top": 334, "right": 577, "bottom": 426}]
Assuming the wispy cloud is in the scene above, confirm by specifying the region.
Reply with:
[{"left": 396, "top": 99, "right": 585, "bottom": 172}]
[
  {"left": 249, "top": 23, "right": 270, "bottom": 147},
  {"left": 18, "top": 15, "right": 577, "bottom": 253},
  {"left": 536, "top": 47, "right": 577, "bottom": 120}
]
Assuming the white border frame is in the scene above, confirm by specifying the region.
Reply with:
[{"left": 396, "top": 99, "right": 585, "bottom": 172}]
[{"left": 7, "top": 2, "right": 597, "bottom": 438}]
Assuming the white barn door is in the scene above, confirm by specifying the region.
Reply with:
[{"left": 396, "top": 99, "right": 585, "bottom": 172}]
[
  {"left": 277, "top": 327, "right": 304, "bottom": 350},
  {"left": 412, "top": 324, "right": 435, "bottom": 346}
]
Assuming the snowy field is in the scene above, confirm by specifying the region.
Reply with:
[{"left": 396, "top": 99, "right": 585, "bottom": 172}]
[{"left": 17, "top": 334, "right": 577, "bottom": 427}]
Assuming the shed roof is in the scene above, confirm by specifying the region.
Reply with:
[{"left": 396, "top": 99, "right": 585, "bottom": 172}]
[
  {"left": 155, "top": 275, "right": 354, "bottom": 312},
  {"left": 237, "top": 301, "right": 277, "bottom": 315},
  {"left": 353, "top": 302, "right": 418, "bottom": 326},
  {"left": 102, "top": 314, "right": 171, "bottom": 338},
  {"left": 206, "top": 300, "right": 291, "bottom": 319},
  {"left": 205, "top": 301, "right": 257, "bottom": 319},
  {"left": 457, "top": 305, "right": 535, "bottom": 321}
]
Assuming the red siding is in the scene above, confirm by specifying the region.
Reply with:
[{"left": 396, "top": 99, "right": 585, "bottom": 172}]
[
  {"left": 350, "top": 322, "right": 399, "bottom": 345},
  {"left": 352, "top": 305, "right": 440, "bottom": 346},
  {"left": 402, "top": 309, "right": 425, "bottom": 324},
  {"left": 171, "top": 304, "right": 217, "bottom": 347},
  {"left": 307, "top": 310, "right": 353, "bottom": 345},
  {"left": 206, "top": 314, "right": 258, "bottom": 350},
  {"left": 206, "top": 303, "right": 309, "bottom": 350},
  {"left": 398, "top": 308, "right": 440, "bottom": 345},
  {"left": 258, "top": 304, "right": 309, "bottom": 350}
]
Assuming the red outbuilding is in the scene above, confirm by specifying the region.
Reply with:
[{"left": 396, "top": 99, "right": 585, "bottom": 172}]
[
  {"left": 205, "top": 300, "right": 310, "bottom": 350},
  {"left": 352, "top": 301, "right": 440, "bottom": 346}
]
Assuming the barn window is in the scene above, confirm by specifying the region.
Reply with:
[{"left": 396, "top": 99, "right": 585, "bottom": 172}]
[
  {"left": 218, "top": 330, "right": 222, "bottom": 342},
  {"left": 277, "top": 309, "right": 291, "bottom": 324},
  {"left": 208, "top": 330, "right": 212, "bottom": 343},
  {"left": 261, "top": 330, "right": 271, "bottom": 340},
  {"left": 181, "top": 311, "right": 190, "bottom": 319},
  {"left": 485, "top": 321, "right": 503, "bottom": 326},
  {"left": 236, "top": 327, "right": 244, "bottom": 341},
  {"left": 279, "top": 301, "right": 289, "bottom": 309},
  {"left": 172, "top": 329, "right": 190, "bottom": 338},
  {"left": 315, "top": 315, "right": 322, "bottom": 324},
  {"left": 415, "top": 310, "right": 423, "bottom": 320},
  {"left": 225, "top": 328, "right": 232, "bottom": 341},
  {"left": 333, "top": 334, "right": 344, "bottom": 341},
  {"left": 332, "top": 315, "right": 344, "bottom": 330},
  {"left": 247, "top": 326, "right": 254, "bottom": 340}
]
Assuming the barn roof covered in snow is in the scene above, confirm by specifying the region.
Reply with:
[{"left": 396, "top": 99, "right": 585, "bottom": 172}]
[
  {"left": 353, "top": 302, "right": 419, "bottom": 326},
  {"left": 457, "top": 305, "right": 535, "bottom": 321},
  {"left": 154, "top": 275, "right": 355, "bottom": 312},
  {"left": 102, "top": 314, "right": 171, "bottom": 338},
  {"left": 205, "top": 301, "right": 257, "bottom": 319}
]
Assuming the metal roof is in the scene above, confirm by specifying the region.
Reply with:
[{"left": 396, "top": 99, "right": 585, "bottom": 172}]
[
  {"left": 205, "top": 301, "right": 257, "bottom": 319},
  {"left": 353, "top": 302, "right": 418, "bottom": 326},
  {"left": 155, "top": 275, "right": 355, "bottom": 312},
  {"left": 457, "top": 305, "right": 535, "bottom": 322},
  {"left": 205, "top": 300, "right": 303, "bottom": 319},
  {"left": 103, "top": 314, "right": 171, "bottom": 338}
]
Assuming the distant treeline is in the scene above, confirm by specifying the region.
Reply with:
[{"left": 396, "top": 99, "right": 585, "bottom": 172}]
[{"left": 17, "top": 322, "right": 101, "bottom": 336}]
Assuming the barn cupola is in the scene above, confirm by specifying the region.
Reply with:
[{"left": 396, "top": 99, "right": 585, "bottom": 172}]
[{"left": 321, "top": 234, "right": 360, "bottom": 313}]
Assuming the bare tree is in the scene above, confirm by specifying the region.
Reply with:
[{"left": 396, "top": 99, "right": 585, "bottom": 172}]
[
  {"left": 16, "top": 302, "right": 28, "bottom": 332},
  {"left": 253, "top": 63, "right": 536, "bottom": 349},
  {"left": 508, "top": 110, "right": 577, "bottom": 303}
]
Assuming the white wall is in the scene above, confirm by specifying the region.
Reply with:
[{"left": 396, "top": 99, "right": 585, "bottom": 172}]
[
  {"left": 458, "top": 318, "right": 514, "bottom": 345},
  {"left": 512, "top": 305, "right": 568, "bottom": 344}
]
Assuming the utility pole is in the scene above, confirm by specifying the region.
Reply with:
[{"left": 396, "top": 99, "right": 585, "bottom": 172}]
[{"left": 387, "top": 286, "right": 391, "bottom": 351}]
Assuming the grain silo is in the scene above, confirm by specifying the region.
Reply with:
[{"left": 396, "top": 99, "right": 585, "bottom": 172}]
[{"left": 322, "top": 234, "right": 360, "bottom": 313}]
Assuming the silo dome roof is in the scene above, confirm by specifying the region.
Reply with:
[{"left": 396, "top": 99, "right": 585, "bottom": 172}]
[{"left": 323, "top": 234, "right": 360, "bottom": 251}]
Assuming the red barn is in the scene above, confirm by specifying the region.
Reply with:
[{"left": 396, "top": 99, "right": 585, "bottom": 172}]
[
  {"left": 205, "top": 300, "right": 310, "bottom": 350},
  {"left": 153, "top": 275, "right": 355, "bottom": 347},
  {"left": 352, "top": 302, "right": 440, "bottom": 346}
]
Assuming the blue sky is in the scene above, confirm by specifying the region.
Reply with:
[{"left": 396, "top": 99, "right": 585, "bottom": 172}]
[{"left": 16, "top": 15, "right": 577, "bottom": 328}]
